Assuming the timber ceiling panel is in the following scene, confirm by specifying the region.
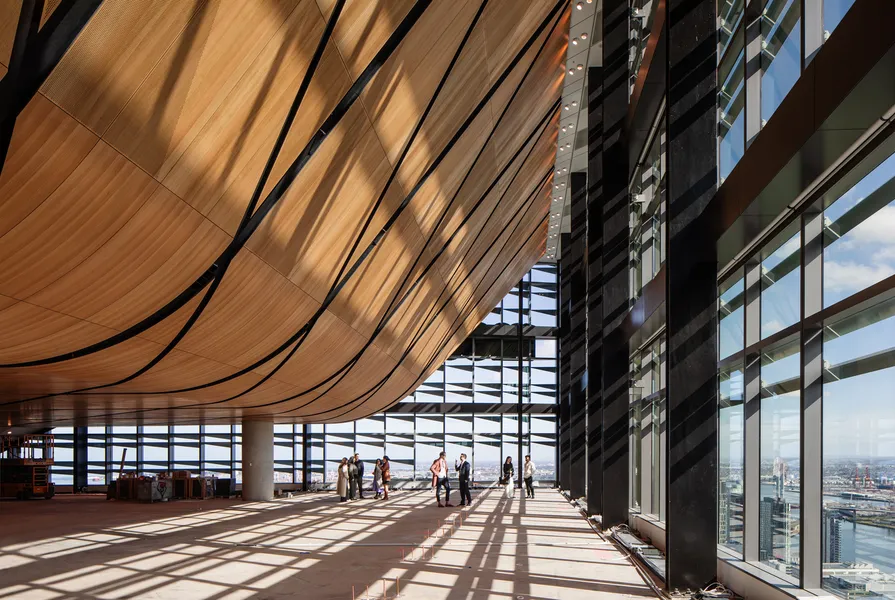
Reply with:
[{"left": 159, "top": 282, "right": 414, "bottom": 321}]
[{"left": 0, "top": 0, "right": 566, "bottom": 427}]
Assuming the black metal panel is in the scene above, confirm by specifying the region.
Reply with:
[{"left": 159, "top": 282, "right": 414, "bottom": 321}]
[
  {"left": 569, "top": 172, "right": 588, "bottom": 499},
  {"left": 559, "top": 231, "right": 573, "bottom": 491},
  {"left": 586, "top": 66, "right": 604, "bottom": 516},
  {"left": 600, "top": 0, "right": 631, "bottom": 529},
  {"left": 73, "top": 426, "right": 88, "bottom": 491},
  {"left": 665, "top": 0, "right": 718, "bottom": 590}
]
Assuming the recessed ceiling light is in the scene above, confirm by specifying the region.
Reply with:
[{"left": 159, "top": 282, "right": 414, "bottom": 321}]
[
  {"left": 571, "top": 101, "right": 578, "bottom": 107},
  {"left": 576, "top": 2, "right": 583, "bottom": 9},
  {"left": 562, "top": 168, "right": 568, "bottom": 172},
  {"left": 563, "top": 105, "right": 570, "bottom": 110},
  {"left": 571, "top": 37, "right": 579, "bottom": 45},
  {"left": 576, "top": 64, "right": 583, "bottom": 71},
  {"left": 568, "top": 69, "right": 575, "bottom": 75},
  {"left": 580, "top": 33, "right": 588, "bottom": 40}
]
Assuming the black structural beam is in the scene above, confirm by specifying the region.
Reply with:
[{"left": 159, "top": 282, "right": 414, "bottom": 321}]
[
  {"left": 586, "top": 65, "right": 604, "bottom": 517},
  {"left": 569, "top": 172, "right": 588, "bottom": 500},
  {"left": 665, "top": 0, "right": 719, "bottom": 590},
  {"left": 0, "top": 0, "right": 104, "bottom": 174},
  {"left": 600, "top": 0, "right": 631, "bottom": 529},
  {"left": 559, "top": 231, "right": 572, "bottom": 491}
]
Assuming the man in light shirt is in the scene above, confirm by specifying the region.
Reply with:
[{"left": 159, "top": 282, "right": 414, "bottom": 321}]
[
  {"left": 523, "top": 455, "right": 536, "bottom": 498},
  {"left": 430, "top": 451, "right": 453, "bottom": 507}
]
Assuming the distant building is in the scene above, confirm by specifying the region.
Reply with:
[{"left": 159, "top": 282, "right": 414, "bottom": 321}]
[{"left": 824, "top": 514, "right": 856, "bottom": 565}]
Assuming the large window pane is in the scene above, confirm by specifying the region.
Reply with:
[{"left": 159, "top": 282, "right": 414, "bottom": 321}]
[
  {"left": 720, "top": 363, "right": 745, "bottom": 553},
  {"left": 719, "top": 33, "right": 745, "bottom": 182},
  {"left": 761, "top": 229, "right": 801, "bottom": 338},
  {"left": 759, "top": 337, "right": 801, "bottom": 577},
  {"left": 822, "top": 298, "right": 895, "bottom": 595},
  {"left": 720, "top": 270, "right": 745, "bottom": 359},
  {"left": 761, "top": 0, "right": 801, "bottom": 124},
  {"left": 823, "top": 151, "right": 895, "bottom": 307}
]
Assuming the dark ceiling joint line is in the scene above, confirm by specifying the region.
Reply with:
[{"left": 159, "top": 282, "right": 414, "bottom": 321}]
[
  {"left": 0, "top": 0, "right": 348, "bottom": 408},
  {"left": 0, "top": 0, "right": 434, "bottom": 372},
  {"left": 24, "top": 0, "right": 485, "bottom": 421},
  {"left": 11, "top": 0, "right": 562, "bottom": 425},
  {"left": 282, "top": 103, "right": 559, "bottom": 419},
  {"left": 298, "top": 175, "right": 551, "bottom": 422},
  {"left": 177, "top": 0, "right": 496, "bottom": 407},
  {"left": 272, "top": 4, "right": 569, "bottom": 417},
  {"left": 273, "top": 109, "right": 557, "bottom": 419},
  {"left": 319, "top": 192, "right": 552, "bottom": 422},
  {"left": 64, "top": 0, "right": 565, "bottom": 415},
  {"left": 80, "top": 0, "right": 490, "bottom": 412},
  {"left": 70, "top": 99, "right": 553, "bottom": 424},
  {"left": 324, "top": 0, "right": 492, "bottom": 310}
]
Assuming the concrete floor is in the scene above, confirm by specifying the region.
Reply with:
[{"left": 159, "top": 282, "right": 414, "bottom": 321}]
[{"left": 0, "top": 487, "right": 658, "bottom": 600}]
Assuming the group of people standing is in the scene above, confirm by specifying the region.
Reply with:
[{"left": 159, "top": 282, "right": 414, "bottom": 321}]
[
  {"left": 499, "top": 455, "right": 537, "bottom": 498},
  {"left": 336, "top": 451, "right": 537, "bottom": 504},
  {"left": 337, "top": 453, "right": 391, "bottom": 502}
]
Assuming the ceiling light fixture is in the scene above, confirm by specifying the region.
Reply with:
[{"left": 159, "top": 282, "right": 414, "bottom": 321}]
[
  {"left": 571, "top": 101, "right": 578, "bottom": 107},
  {"left": 580, "top": 33, "right": 588, "bottom": 40},
  {"left": 571, "top": 37, "right": 579, "bottom": 45},
  {"left": 576, "top": 2, "right": 583, "bottom": 9},
  {"left": 576, "top": 64, "right": 583, "bottom": 71}
]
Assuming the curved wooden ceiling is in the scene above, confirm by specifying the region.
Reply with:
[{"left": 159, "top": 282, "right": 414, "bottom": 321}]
[{"left": 0, "top": 0, "right": 566, "bottom": 427}]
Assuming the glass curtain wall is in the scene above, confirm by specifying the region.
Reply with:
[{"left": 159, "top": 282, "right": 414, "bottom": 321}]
[
  {"left": 51, "top": 263, "right": 559, "bottom": 488},
  {"left": 716, "top": 131, "right": 895, "bottom": 595},
  {"left": 630, "top": 334, "right": 666, "bottom": 520},
  {"left": 630, "top": 112, "right": 667, "bottom": 301}
]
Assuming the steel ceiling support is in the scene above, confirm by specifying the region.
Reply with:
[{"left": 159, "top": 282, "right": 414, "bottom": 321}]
[{"left": 0, "top": 0, "right": 44, "bottom": 173}]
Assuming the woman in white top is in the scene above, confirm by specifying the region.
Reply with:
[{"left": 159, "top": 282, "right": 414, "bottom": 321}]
[
  {"left": 523, "top": 455, "right": 536, "bottom": 498},
  {"left": 337, "top": 457, "right": 349, "bottom": 502}
]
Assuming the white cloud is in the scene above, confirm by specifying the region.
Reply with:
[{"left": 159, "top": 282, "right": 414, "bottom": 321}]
[
  {"left": 772, "top": 235, "right": 801, "bottom": 260},
  {"left": 762, "top": 319, "right": 784, "bottom": 336},
  {"left": 844, "top": 205, "right": 895, "bottom": 247},
  {"left": 824, "top": 260, "right": 895, "bottom": 293}
]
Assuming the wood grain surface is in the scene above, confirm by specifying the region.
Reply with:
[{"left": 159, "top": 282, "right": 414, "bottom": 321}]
[{"left": 0, "top": 0, "right": 564, "bottom": 426}]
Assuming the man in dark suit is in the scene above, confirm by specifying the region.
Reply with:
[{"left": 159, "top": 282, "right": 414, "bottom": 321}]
[
  {"left": 455, "top": 453, "right": 472, "bottom": 506},
  {"left": 354, "top": 453, "right": 365, "bottom": 499}
]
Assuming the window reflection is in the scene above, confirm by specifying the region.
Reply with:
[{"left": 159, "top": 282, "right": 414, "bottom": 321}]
[
  {"left": 630, "top": 118, "right": 666, "bottom": 300},
  {"left": 822, "top": 297, "right": 895, "bottom": 597},
  {"left": 760, "top": 336, "right": 801, "bottom": 577},
  {"left": 823, "top": 151, "right": 895, "bottom": 308},
  {"left": 720, "top": 270, "right": 745, "bottom": 359},
  {"left": 761, "top": 0, "right": 801, "bottom": 125},
  {"left": 761, "top": 228, "right": 801, "bottom": 339},
  {"left": 720, "top": 363, "right": 745, "bottom": 553},
  {"left": 823, "top": 0, "right": 856, "bottom": 40}
]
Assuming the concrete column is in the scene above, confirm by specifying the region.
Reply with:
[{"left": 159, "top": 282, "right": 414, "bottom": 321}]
[{"left": 242, "top": 420, "right": 274, "bottom": 501}]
